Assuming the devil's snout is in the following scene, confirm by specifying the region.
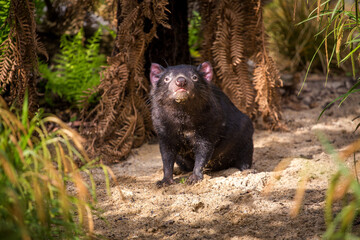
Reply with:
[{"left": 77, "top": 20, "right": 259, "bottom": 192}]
[{"left": 175, "top": 77, "right": 187, "bottom": 87}]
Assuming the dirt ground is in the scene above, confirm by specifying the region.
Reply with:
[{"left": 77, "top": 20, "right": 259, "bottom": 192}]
[{"left": 89, "top": 75, "right": 360, "bottom": 239}]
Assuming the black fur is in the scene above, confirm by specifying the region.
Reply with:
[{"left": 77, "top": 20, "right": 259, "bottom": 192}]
[{"left": 150, "top": 62, "right": 253, "bottom": 186}]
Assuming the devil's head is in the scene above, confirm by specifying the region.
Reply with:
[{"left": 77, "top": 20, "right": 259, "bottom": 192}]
[{"left": 150, "top": 62, "right": 213, "bottom": 104}]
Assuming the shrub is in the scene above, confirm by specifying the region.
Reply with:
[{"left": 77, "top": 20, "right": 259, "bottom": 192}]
[
  {"left": 0, "top": 94, "right": 108, "bottom": 239},
  {"left": 40, "top": 28, "right": 106, "bottom": 108},
  {"left": 264, "top": 0, "right": 335, "bottom": 73},
  {"left": 304, "top": 0, "right": 360, "bottom": 116},
  {"left": 304, "top": 0, "right": 360, "bottom": 77}
]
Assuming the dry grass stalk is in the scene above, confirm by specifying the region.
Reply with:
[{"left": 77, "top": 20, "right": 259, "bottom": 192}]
[
  {"left": 339, "top": 138, "right": 360, "bottom": 160},
  {"left": 317, "top": 0, "right": 321, "bottom": 21},
  {"left": 290, "top": 174, "right": 308, "bottom": 218},
  {"left": 263, "top": 158, "right": 292, "bottom": 196}
]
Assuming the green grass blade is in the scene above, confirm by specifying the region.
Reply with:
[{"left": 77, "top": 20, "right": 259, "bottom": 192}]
[
  {"left": 21, "top": 90, "right": 28, "bottom": 127},
  {"left": 340, "top": 40, "right": 360, "bottom": 63},
  {"left": 300, "top": 28, "right": 335, "bottom": 94},
  {"left": 331, "top": 0, "right": 343, "bottom": 20}
]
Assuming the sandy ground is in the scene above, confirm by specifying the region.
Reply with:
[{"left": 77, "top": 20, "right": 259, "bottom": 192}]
[{"left": 89, "top": 75, "right": 360, "bottom": 239}]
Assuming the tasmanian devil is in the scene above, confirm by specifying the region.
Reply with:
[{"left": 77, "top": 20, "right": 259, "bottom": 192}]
[{"left": 150, "top": 62, "right": 254, "bottom": 186}]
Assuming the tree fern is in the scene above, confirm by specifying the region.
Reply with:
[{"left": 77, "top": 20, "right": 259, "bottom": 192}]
[{"left": 40, "top": 27, "right": 106, "bottom": 108}]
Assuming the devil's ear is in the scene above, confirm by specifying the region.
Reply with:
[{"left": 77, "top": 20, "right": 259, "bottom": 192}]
[
  {"left": 150, "top": 63, "right": 165, "bottom": 87},
  {"left": 197, "top": 62, "right": 213, "bottom": 82}
]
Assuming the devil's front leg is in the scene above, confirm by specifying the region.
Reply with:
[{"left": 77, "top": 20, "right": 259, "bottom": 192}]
[
  {"left": 156, "top": 140, "right": 177, "bottom": 187},
  {"left": 187, "top": 140, "right": 214, "bottom": 185}
]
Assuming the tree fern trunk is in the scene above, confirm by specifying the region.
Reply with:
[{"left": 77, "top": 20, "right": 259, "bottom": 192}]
[{"left": 146, "top": 0, "right": 191, "bottom": 66}]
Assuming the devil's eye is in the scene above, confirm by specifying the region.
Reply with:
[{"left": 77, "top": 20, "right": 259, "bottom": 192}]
[
  {"left": 192, "top": 75, "right": 198, "bottom": 81},
  {"left": 164, "top": 77, "right": 171, "bottom": 83}
]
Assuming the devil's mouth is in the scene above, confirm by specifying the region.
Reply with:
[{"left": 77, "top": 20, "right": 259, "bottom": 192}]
[
  {"left": 172, "top": 88, "right": 190, "bottom": 103},
  {"left": 173, "top": 88, "right": 189, "bottom": 95},
  {"left": 175, "top": 88, "right": 187, "bottom": 93}
]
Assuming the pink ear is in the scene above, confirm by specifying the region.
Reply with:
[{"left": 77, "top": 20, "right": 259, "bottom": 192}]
[
  {"left": 150, "top": 63, "right": 165, "bottom": 87},
  {"left": 197, "top": 62, "right": 213, "bottom": 82}
]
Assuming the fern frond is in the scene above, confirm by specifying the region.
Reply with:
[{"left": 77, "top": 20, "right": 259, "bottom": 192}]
[
  {"left": 254, "top": 53, "right": 282, "bottom": 127},
  {"left": 41, "top": 27, "right": 105, "bottom": 108},
  {"left": 210, "top": 0, "right": 255, "bottom": 114},
  {"left": 200, "top": 0, "right": 282, "bottom": 127},
  {"left": 81, "top": 0, "right": 170, "bottom": 161},
  {"left": 0, "top": 0, "right": 44, "bottom": 109}
]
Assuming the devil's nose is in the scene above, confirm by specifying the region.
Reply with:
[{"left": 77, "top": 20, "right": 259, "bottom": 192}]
[{"left": 175, "top": 77, "right": 186, "bottom": 87}]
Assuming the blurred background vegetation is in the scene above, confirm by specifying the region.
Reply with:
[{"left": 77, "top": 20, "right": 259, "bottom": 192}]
[
  {"left": 0, "top": 94, "right": 110, "bottom": 239},
  {"left": 1, "top": 0, "right": 360, "bottom": 238},
  {"left": 264, "top": 0, "right": 332, "bottom": 74}
]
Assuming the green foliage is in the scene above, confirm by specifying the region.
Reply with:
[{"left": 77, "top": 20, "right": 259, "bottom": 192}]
[
  {"left": 317, "top": 133, "right": 360, "bottom": 240},
  {"left": 301, "top": 1, "right": 360, "bottom": 118},
  {"left": 304, "top": 0, "right": 360, "bottom": 78},
  {"left": 302, "top": 1, "right": 360, "bottom": 80},
  {"left": 188, "top": 10, "right": 201, "bottom": 59},
  {"left": 264, "top": 0, "right": 335, "bottom": 73},
  {"left": 40, "top": 28, "right": 105, "bottom": 108},
  {"left": 0, "top": 0, "right": 10, "bottom": 44},
  {"left": 34, "top": 0, "right": 46, "bottom": 24},
  {"left": 0, "top": 94, "right": 110, "bottom": 239},
  {"left": 179, "top": 177, "right": 186, "bottom": 184}
]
